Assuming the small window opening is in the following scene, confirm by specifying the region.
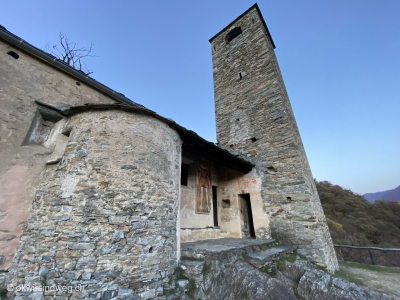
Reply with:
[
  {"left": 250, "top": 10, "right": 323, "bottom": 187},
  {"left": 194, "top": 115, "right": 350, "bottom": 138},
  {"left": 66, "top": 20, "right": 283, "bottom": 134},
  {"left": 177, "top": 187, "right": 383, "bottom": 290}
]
[
  {"left": 222, "top": 199, "right": 231, "bottom": 208},
  {"left": 230, "top": 144, "right": 234, "bottom": 148},
  {"left": 62, "top": 126, "right": 73, "bottom": 137},
  {"left": 225, "top": 27, "right": 242, "bottom": 43},
  {"left": 236, "top": 118, "right": 240, "bottom": 122},
  {"left": 286, "top": 197, "right": 292, "bottom": 200},
  {"left": 7, "top": 51, "right": 19, "bottom": 59},
  {"left": 251, "top": 137, "right": 257, "bottom": 142},
  {"left": 76, "top": 82, "right": 81, "bottom": 86},
  {"left": 149, "top": 246, "right": 153, "bottom": 253},
  {"left": 239, "top": 72, "right": 243, "bottom": 79},
  {"left": 181, "top": 163, "right": 188, "bottom": 186},
  {"left": 22, "top": 107, "right": 63, "bottom": 146}
]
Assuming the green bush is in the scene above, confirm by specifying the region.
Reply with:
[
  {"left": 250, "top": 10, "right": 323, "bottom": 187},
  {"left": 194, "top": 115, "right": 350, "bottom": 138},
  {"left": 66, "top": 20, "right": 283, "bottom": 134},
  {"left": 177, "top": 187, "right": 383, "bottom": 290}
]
[{"left": 316, "top": 180, "right": 400, "bottom": 248}]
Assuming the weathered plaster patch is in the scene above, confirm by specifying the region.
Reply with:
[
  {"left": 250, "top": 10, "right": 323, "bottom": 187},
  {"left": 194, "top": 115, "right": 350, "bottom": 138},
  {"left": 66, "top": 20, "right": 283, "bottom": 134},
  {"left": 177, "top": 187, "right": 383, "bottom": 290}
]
[
  {"left": 0, "top": 166, "right": 30, "bottom": 270},
  {"left": 61, "top": 173, "right": 79, "bottom": 198}
]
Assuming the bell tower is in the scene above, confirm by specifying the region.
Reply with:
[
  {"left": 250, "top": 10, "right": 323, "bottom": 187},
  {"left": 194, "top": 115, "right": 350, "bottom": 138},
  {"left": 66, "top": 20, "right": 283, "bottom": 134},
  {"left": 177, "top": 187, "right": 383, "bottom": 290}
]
[{"left": 209, "top": 4, "right": 338, "bottom": 271}]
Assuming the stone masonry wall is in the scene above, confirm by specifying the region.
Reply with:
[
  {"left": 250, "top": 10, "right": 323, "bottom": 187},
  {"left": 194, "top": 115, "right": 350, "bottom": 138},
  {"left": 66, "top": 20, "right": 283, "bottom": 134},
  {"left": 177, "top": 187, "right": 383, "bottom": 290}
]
[
  {"left": 8, "top": 110, "right": 182, "bottom": 299},
  {"left": 0, "top": 39, "right": 118, "bottom": 271},
  {"left": 210, "top": 7, "right": 338, "bottom": 271},
  {"left": 179, "top": 153, "right": 268, "bottom": 242},
  {"left": 218, "top": 167, "right": 269, "bottom": 239}
]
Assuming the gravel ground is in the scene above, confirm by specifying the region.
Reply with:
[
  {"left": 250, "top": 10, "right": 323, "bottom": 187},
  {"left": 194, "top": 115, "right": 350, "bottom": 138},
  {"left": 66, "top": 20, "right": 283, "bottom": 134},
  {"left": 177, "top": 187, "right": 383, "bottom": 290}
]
[{"left": 338, "top": 261, "right": 400, "bottom": 298}]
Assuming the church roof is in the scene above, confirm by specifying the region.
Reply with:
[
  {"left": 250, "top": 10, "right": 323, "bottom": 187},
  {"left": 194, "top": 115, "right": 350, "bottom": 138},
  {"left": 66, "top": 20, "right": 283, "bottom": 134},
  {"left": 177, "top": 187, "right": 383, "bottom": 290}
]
[
  {"left": 0, "top": 24, "right": 144, "bottom": 108},
  {"left": 0, "top": 25, "right": 254, "bottom": 173},
  {"left": 42, "top": 101, "right": 255, "bottom": 173}
]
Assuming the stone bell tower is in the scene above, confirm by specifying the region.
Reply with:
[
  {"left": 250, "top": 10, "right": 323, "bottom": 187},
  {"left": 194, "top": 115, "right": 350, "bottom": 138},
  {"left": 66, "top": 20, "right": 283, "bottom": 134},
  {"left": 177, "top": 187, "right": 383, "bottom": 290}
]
[{"left": 209, "top": 4, "right": 338, "bottom": 271}]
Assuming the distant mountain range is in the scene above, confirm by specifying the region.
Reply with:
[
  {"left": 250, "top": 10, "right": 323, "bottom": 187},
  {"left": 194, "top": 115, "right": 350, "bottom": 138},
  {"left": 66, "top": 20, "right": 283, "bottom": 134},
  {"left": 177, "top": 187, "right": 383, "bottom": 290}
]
[{"left": 363, "top": 185, "right": 400, "bottom": 203}]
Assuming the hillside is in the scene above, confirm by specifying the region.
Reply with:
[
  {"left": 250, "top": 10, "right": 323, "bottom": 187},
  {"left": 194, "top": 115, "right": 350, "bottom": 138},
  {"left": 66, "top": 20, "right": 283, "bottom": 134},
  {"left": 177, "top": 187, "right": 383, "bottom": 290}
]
[
  {"left": 363, "top": 185, "right": 400, "bottom": 203},
  {"left": 316, "top": 180, "right": 400, "bottom": 248}
]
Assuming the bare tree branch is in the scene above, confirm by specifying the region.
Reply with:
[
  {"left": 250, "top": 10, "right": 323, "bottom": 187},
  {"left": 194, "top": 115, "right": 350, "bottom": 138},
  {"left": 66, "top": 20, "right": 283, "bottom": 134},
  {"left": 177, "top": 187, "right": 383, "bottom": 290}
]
[{"left": 45, "top": 32, "right": 96, "bottom": 75}]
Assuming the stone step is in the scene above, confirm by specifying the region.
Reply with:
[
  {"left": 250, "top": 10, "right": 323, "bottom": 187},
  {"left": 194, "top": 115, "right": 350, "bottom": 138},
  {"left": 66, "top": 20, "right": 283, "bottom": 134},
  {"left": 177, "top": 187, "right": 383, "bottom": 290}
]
[
  {"left": 180, "top": 238, "right": 277, "bottom": 262},
  {"left": 180, "top": 227, "right": 229, "bottom": 243},
  {"left": 246, "top": 245, "right": 294, "bottom": 268}
]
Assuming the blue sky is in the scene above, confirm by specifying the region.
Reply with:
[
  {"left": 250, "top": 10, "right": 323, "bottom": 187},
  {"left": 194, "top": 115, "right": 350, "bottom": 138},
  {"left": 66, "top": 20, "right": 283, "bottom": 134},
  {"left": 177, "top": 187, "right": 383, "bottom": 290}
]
[{"left": 1, "top": 0, "right": 399, "bottom": 194}]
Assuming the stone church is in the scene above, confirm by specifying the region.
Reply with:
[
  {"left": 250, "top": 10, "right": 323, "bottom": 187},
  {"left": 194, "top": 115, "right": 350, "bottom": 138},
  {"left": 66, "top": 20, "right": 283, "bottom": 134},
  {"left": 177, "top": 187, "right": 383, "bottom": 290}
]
[{"left": 0, "top": 4, "right": 338, "bottom": 299}]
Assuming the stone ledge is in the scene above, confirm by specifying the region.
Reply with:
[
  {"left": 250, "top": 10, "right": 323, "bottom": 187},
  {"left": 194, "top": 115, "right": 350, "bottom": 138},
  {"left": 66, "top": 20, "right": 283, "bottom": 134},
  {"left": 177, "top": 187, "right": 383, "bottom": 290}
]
[{"left": 181, "top": 238, "right": 276, "bottom": 261}]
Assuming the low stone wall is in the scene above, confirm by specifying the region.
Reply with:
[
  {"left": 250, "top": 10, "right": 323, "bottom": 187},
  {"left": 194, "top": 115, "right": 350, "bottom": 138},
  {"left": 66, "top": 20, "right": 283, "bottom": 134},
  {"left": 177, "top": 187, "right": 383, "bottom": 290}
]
[{"left": 335, "top": 246, "right": 400, "bottom": 267}]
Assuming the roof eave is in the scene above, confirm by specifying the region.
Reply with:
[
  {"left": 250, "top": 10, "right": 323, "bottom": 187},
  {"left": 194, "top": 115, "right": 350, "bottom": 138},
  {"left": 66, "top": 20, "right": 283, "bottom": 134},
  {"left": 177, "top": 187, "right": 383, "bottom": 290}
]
[
  {"left": 0, "top": 25, "right": 145, "bottom": 108},
  {"left": 60, "top": 103, "right": 255, "bottom": 173}
]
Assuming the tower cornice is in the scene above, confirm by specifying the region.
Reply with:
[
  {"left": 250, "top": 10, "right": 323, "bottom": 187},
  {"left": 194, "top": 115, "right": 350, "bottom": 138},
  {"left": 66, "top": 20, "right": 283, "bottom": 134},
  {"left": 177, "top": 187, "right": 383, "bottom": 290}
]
[{"left": 208, "top": 3, "right": 276, "bottom": 49}]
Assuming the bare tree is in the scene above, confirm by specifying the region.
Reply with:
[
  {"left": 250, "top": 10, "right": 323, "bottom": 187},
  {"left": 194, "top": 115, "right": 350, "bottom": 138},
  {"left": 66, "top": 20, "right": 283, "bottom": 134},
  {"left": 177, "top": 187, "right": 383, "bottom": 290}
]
[{"left": 46, "top": 32, "right": 95, "bottom": 75}]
